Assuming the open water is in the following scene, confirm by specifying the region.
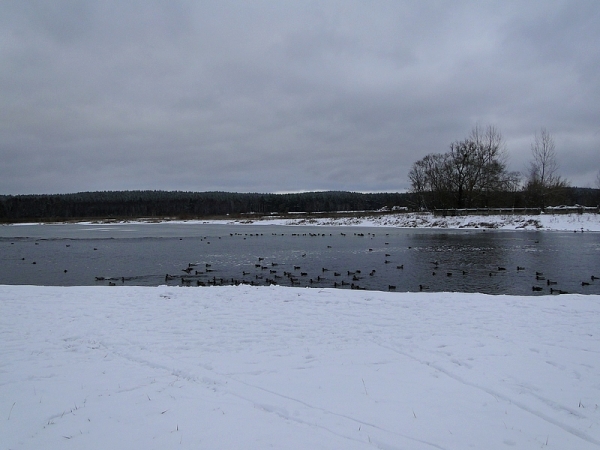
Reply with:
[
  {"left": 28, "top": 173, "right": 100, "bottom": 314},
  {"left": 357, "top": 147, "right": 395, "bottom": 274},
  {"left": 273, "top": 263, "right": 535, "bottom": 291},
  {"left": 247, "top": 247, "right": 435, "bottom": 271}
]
[{"left": 1, "top": 222, "right": 599, "bottom": 295}]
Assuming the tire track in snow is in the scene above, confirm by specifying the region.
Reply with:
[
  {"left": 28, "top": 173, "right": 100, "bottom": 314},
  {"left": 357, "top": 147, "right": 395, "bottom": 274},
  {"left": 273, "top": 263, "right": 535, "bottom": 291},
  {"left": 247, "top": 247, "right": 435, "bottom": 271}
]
[
  {"left": 96, "top": 338, "right": 447, "bottom": 450},
  {"left": 226, "top": 375, "right": 449, "bottom": 450},
  {"left": 373, "top": 339, "right": 600, "bottom": 447}
]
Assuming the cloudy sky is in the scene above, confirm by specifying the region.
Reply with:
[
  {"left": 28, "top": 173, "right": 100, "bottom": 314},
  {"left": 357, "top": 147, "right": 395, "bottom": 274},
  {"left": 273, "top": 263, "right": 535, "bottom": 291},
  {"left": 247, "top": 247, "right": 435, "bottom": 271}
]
[{"left": 1, "top": 1, "right": 599, "bottom": 195}]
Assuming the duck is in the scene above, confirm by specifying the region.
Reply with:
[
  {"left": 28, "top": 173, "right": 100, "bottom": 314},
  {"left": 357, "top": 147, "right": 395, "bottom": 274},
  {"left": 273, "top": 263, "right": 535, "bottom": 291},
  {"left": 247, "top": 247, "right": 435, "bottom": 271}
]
[{"left": 550, "top": 288, "right": 568, "bottom": 295}]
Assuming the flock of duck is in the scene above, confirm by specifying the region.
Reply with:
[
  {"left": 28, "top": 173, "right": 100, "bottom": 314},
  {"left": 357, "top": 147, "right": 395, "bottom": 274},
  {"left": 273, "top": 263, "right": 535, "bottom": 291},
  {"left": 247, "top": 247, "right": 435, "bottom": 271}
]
[
  {"left": 415, "top": 261, "right": 598, "bottom": 294},
  {"left": 11, "top": 231, "right": 597, "bottom": 294},
  {"left": 157, "top": 231, "right": 417, "bottom": 291},
  {"left": 155, "top": 257, "right": 599, "bottom": 294},
  {"left": 98, "top": 230, "right": 597, "bottom": 295}
]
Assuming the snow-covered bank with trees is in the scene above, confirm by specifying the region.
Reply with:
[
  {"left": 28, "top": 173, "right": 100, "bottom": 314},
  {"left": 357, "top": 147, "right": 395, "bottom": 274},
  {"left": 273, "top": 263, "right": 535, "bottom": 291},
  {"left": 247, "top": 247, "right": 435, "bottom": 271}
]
[
  {"left": 2, "top": 284, "right": 599, "bottom": 449},
  {"left": 236, "top": 212, "right": 600, "bottom": 231}
]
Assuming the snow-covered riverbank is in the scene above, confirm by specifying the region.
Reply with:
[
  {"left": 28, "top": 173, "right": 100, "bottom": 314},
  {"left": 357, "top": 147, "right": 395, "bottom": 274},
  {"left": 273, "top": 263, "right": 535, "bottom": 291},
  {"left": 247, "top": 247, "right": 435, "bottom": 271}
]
[
  {"left": 2, "top": 284, "right": 599, "bottom": 449},
  {"left": 239, "top": 212, "right": 600, "bottom": 232},
  {"left": 6, "top": 211, "right": 600, "bottom": 232}
]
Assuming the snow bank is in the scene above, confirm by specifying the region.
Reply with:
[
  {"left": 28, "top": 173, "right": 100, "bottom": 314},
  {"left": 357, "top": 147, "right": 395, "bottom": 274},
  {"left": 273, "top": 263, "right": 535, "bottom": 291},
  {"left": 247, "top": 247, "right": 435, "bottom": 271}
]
[
  {"left": 1, "top": 285, "right": 599, "bottom": 449},
  {"left": 242, "top": 212, "right": 600, "bottom": 231},
  {"left": 8, "top": 212, "right": 600, "bottom": 231}
]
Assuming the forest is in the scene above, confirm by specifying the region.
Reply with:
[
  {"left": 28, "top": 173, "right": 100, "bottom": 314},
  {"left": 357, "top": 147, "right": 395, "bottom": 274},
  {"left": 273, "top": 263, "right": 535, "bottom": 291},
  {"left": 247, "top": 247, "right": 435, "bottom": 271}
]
[
  {"left": 0, "top": 190, "right": 413, "bottom": 222},
  {"left": 0, "top": 188, "right": 598, "bottom": 223}
]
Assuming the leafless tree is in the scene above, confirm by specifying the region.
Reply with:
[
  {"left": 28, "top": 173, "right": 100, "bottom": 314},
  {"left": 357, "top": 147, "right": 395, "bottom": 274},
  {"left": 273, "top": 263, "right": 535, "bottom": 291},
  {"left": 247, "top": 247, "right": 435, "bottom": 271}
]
[
  {"left": 408, "top": 125, "right": 519, "bottom": 209},
  {"left": 525, "top": 128, "right": 569, "bottom": 207},
  {"left": 528, "top": 128, "right": 559, "bottom": 186}
]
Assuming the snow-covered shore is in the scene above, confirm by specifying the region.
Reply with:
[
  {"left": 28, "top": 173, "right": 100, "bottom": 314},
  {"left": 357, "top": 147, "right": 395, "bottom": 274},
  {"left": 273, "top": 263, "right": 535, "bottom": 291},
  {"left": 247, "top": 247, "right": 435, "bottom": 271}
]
[
  {"left": 2, "top": 284, "right": 599, "bottom": 449},
  {"left": 6, "top": 211, "right": 600, "bottom": 232},
  {"left": 236, "top": 212, "right": 600, "bottom": 232}
]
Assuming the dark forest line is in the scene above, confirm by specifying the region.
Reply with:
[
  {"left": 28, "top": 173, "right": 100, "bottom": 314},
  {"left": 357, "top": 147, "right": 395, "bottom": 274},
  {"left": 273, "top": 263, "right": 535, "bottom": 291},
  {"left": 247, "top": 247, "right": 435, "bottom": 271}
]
[
  {"left": 0, "top": 188, "right": 598, "bottom": 222},
  {"left": 0, "top": 190, "right": 412, "bottom": 222}
]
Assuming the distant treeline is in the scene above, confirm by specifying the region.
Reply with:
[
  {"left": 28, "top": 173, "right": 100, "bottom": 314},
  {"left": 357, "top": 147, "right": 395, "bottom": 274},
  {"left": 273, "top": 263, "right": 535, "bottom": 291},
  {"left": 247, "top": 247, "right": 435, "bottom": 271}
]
[
  {"left": 0, "top": 188, "right": 598, "bottom": 222},
  {"left": 0, "top": 190, "right": 412, "bottom": 222}
]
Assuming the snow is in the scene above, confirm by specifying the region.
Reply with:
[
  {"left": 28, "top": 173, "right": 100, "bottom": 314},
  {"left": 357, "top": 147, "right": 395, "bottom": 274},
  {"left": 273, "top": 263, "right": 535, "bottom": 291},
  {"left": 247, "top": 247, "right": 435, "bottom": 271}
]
[
  {"left": 2, "top": 284, "right": 599, "bottom": 449},
  {"left": 236, "top": 212, "right": 600, "bottom": 232},
  {"left": 6, "top": 212, "right": 600, "bottom": 232}
]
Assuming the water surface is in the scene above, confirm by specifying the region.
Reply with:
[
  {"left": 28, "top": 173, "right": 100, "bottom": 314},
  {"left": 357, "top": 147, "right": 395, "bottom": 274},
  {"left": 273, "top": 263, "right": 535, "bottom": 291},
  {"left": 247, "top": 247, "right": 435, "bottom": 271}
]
[{"left": 1, "top": 223, "right": 598, "bottom": 295}]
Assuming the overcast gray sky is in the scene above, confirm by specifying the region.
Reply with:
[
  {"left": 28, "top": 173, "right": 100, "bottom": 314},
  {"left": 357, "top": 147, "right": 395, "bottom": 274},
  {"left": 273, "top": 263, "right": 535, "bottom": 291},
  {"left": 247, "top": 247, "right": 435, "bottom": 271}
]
[{"left": 1, "top": 1, "right": 599, "bottom": 195}]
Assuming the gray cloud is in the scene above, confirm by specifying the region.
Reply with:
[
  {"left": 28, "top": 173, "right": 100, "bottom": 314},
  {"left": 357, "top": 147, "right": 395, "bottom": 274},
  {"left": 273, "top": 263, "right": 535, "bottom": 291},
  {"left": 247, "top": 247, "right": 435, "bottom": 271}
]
[{"left": 1, "top": 0, "right": 599, "bottom": 194}]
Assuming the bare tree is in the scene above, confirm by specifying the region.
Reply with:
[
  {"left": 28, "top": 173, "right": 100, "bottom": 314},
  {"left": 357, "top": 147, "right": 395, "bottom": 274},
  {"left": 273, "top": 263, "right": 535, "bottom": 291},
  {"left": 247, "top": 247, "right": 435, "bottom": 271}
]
[
  {"left": 469, "top": 124, "right": 520, "bottom": 201},
  {"left": 596, "top": 170, "right": 600, "bottom": 190},
  {"left": 408, "top": 157, "right": 430, "bottom": 210},
  {"left": 529, "top": 128, "right": 558, "bottom": 185},
  {"left": 409, "top": 153, "right": 453, "bottom": 209},
  {"left": 408, "top": 125, "right": 519, "bottom": 209},
  {"left": 525, "top": 128, "right": 569, "bottom": 207}
]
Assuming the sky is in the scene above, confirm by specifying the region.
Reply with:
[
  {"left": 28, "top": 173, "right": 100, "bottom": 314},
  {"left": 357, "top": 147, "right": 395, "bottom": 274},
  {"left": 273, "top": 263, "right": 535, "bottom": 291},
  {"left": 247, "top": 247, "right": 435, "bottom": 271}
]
[{"left": 1, "top": 1, "right": 599, "bottom": 195}]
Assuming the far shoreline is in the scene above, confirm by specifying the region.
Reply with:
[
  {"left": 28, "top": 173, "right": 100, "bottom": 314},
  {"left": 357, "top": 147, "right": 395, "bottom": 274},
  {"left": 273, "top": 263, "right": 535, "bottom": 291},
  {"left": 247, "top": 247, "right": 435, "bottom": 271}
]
[{"left": 3, "top": 211, "right": 600, "bottom": 232}]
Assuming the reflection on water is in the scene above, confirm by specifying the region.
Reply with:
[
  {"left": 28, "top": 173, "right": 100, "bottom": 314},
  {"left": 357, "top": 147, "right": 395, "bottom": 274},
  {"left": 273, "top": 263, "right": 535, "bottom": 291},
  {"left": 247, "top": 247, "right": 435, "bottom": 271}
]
[{"left": 1, "top": 223, "right": 599, "bottom": 295}]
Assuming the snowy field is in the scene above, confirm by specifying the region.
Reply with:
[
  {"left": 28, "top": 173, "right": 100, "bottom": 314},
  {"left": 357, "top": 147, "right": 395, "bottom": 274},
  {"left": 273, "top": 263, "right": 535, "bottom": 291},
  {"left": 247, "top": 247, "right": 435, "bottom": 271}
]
[{"left": 2, "top": 284, "right": 599, "bottom": 449}]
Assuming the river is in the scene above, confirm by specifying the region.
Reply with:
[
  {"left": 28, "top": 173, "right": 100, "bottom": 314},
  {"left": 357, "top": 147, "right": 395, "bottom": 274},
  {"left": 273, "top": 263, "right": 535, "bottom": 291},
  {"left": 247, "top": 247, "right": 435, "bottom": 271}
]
[{"left": 1, "top": 222, "right": 598, "bottom": 295}]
